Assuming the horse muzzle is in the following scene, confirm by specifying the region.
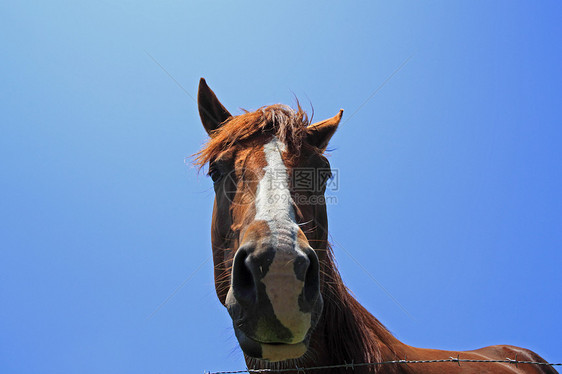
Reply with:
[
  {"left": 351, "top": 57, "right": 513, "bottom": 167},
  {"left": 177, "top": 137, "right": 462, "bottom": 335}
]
[{"left": 225, "top": 238, "right": 323, "bottom": 362}]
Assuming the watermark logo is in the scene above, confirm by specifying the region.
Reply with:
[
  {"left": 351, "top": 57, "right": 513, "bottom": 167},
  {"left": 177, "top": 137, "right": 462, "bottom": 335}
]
[
  {"left": 291, "top": 168, "right": 339, "bottom": 192},
  {"left": 216, "top": 167, "right": 339, "bottom": 206}
]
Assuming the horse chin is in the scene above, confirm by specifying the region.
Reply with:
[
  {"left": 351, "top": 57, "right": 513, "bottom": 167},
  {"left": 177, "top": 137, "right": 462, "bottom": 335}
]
[{"left": 234, "top": 327, "right": 308, "bottom": 362}]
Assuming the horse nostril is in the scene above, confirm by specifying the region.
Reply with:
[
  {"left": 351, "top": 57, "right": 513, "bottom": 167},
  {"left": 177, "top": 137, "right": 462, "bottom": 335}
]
[
  {"left": 303, "top": 249, "right": 321, "bottom": 305},
  {"left": 231, "top": 246, "right": 257, "bottom": 305}
]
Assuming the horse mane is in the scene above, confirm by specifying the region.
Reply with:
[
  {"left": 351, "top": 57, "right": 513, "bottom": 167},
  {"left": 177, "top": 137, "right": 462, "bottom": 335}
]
[{"left": 194, "top": 104, "right": 311, "bottom": 167}]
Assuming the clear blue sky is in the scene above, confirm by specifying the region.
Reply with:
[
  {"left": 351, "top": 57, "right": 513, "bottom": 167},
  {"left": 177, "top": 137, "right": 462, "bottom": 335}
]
[{"left": 1, "top": 1, "right": 561, "bottom": 373}]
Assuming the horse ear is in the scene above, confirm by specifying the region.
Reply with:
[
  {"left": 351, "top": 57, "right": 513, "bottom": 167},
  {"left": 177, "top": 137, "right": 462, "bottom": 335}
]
[
  {"left": 306, "top": 109, "right": 343, "bottom": 151},
  {"left": 198, "top": 78, "right": 232, "bottom": 136}
]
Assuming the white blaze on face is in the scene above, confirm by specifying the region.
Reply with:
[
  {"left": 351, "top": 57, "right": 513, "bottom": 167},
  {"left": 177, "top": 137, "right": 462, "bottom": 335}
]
[
  {"left": 254, "top": 137, "right": 296, "bottom": 226},
  {"left": 254, "top": 137, "right": 311, "bottom": 342}
]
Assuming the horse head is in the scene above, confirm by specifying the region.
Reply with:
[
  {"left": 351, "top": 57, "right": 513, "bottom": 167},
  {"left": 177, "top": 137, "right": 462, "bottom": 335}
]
[{"left": 195, "top": 78, "right": 342, "bottom": 362}]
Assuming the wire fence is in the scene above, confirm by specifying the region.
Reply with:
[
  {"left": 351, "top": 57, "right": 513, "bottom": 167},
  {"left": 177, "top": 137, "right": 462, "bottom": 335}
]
[{"left": 205, "top": 356, "right": 562, "bottom": 374}]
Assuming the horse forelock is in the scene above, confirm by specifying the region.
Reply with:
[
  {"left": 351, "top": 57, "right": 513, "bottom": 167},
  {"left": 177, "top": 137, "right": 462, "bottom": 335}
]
[{"left": 194, "top": 104, "right": 310, "bottom": 168}]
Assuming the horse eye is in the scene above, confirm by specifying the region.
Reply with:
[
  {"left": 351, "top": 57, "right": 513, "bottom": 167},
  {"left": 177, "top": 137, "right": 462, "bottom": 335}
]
[{"left": 208, "top": 166, "right": 222, "bottom": 183}]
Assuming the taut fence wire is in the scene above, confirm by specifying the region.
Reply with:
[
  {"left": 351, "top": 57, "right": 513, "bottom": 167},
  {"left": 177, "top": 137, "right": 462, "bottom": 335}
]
[{"left": 204, "top": 356, "right": 562, "bottom": 374}]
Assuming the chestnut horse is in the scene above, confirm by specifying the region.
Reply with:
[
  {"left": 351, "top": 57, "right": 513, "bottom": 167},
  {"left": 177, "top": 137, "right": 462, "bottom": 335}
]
[{"left": 195, "top": 78, "right": 555, "bottom": 373}]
